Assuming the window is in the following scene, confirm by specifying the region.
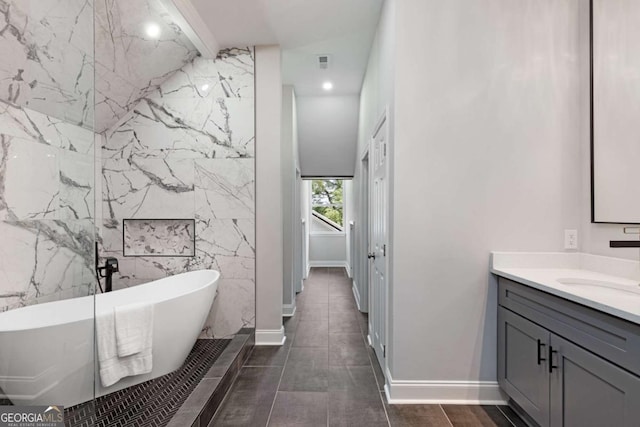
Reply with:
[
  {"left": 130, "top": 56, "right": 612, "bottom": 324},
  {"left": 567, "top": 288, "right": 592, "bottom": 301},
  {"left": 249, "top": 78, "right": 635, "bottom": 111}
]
[{"left": 311, "top": 179, "right": 344, "bottom": 232}]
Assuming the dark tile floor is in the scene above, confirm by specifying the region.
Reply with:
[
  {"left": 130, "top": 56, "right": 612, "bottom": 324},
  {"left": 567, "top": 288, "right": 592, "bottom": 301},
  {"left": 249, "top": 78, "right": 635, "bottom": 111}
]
[{"left": 210, "top": 267, "right": 526, "bottom": 427}]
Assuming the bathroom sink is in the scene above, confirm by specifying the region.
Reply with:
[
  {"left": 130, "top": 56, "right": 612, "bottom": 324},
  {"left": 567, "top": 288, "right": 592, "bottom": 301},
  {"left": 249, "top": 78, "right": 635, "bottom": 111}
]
[{"left": 556, "top": 277, "right": 640, "bottom": 297}]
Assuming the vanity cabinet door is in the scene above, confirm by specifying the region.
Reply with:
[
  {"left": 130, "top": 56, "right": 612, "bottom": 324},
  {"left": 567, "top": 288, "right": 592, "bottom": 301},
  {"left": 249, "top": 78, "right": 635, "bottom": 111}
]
[
  {"left": 499, "top": 307, "right": 551, "bottom": 427},
  {"left": 549, "top": 334, "right": 640, "bottom": 427}
]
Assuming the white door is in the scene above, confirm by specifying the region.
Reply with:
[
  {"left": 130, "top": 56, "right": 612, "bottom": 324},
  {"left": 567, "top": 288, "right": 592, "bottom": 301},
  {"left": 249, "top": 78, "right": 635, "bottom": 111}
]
[{"left": 369, "top": 113, "right": 388, "bottom": 369}]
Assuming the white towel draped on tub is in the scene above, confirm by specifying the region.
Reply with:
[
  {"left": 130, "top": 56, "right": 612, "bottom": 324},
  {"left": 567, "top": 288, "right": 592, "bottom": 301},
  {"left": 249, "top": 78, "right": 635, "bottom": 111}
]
[
  {"left": 115, "top": 302, "right": 153, "bottom": 357},
  {"left": 96, "top": 303, "right": 154, "bottom": 388}
]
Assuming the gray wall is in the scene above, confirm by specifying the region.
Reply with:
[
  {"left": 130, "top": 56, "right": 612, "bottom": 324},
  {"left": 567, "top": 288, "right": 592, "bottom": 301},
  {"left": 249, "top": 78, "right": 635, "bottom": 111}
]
[
  {"left": 390, "top": 0, "right": 581, "bottom": 389},
  {"left": 351, "top": 0, "right": 396, "bottom": 313},
  {"left": 298, "top": 95, "right": 359, "bottom": 177},
  {"left": 309, "top": 232, "right": 347, "bottom": 266}
]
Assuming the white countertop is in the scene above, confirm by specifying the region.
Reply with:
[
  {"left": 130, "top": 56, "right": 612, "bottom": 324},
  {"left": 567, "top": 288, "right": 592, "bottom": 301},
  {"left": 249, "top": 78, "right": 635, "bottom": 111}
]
[{"left": 490, "top": 252, "right": 640, "bottom": 325}]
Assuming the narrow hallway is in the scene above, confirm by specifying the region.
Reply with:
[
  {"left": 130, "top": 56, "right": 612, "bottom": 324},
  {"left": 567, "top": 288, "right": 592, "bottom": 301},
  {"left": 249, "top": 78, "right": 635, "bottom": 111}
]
[{"left": 211, "top": 268, "right": 525, "bottom": 426}]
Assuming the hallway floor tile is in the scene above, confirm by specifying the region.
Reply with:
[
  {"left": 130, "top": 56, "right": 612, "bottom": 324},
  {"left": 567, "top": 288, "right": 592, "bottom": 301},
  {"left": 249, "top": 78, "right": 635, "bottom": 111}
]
[{"left": 211, "top": 267, "right": 524, "bottom": 427}]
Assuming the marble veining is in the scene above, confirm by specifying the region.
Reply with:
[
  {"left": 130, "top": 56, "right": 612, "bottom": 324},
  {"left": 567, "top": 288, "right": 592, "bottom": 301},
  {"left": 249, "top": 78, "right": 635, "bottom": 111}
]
[
  {"left": 124, "top": 219, "right": 195, "bottom": 256},
  {"left": 1, "top": 0, "right": 255, "bottom": 338},
  {"left": 0, "top": 218, "right": 95, "bottom": 312},
  {"left": 0, "top": 0, "right": 95, "bottom": 127},
  {"left": 0, "top": 0, "right": 97, "bottom": 313},
  {"left": 0, "top": 0, "right": 198, "bottom": 132},
  {"left": 93, "top": 0, "right": 198, "bottom": 132},
  {"left": 0, "top": 104, "right": 96, "bottom": 311},
  {"left": 0, "top": 100, "right": 94, "bottom": 154},
  {"left": 101, "top": 48, "right": 255, "bottom": 338}
]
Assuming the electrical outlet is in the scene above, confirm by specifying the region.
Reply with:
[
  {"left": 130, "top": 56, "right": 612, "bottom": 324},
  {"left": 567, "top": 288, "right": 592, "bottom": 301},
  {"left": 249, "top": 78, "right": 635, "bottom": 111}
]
[{"left": 564, "top": 229, "right": 578, "bottom": 250}]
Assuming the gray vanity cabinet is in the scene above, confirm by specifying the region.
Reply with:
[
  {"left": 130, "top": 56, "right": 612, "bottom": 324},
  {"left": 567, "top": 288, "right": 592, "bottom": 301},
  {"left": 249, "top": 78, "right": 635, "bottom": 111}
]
[
  {"left": 549, "top": 334, "right": 640, "bottom": 427},
  {"left": 498, "top": 277, "right": 640, "bottom": 426},
  {"left": 498, "top": 308, "right": 550, "bottom": 426}
]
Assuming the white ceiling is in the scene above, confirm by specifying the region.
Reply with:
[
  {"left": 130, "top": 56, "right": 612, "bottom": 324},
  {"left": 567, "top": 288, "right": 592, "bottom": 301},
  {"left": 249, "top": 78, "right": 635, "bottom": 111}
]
[{"left": 190, "top": 0, "right": 384, "bottom": 96}]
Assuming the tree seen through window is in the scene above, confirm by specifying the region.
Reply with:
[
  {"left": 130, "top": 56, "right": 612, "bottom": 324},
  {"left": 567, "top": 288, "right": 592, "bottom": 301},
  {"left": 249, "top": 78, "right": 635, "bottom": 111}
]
[{"left": 311, "top": 179, "right": 343, "bottom": 228}]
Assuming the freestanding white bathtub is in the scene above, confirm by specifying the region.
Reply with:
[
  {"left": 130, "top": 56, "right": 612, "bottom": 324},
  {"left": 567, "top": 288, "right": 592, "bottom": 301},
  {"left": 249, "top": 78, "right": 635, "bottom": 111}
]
[{"left": 0, "top": 269, "right": 219, "bottom": 408}]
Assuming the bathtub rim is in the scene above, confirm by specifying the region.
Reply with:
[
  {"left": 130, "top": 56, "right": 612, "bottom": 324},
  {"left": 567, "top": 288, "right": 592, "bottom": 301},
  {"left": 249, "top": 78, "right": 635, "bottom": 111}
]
[{"left": 0, "top": 269, "right": 220, "bottom": 332}]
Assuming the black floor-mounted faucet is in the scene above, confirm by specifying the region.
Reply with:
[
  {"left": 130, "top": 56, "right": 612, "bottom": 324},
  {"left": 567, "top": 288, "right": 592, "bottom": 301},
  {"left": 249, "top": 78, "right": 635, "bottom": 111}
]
[
  {"left": 95, "top": 242, "right": 119, "bottom": 293},
  {"left": 98, "top": 258, "right": 119, "bottom": 293}
]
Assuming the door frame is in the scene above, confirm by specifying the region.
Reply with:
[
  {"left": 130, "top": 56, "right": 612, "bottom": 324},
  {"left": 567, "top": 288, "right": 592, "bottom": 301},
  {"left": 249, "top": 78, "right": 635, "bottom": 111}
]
[
  {"left": 368, "top": 107, "right": 390, "bottom": 370},
  {"left": 359, "top": 147, "right": 370, "bottom": 313},
  {"left": 294, "top": 167, "right": 304, "bottom": 293}
]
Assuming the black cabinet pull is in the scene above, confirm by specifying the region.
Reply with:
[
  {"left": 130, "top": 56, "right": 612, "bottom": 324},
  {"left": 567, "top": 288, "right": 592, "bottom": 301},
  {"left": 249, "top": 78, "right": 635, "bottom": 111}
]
[
  {"left": 549, "top": 346, "right": 558, "bottom": 373},
  {"left": 537, "top": 339, "right": 546, "bottom": 365}
]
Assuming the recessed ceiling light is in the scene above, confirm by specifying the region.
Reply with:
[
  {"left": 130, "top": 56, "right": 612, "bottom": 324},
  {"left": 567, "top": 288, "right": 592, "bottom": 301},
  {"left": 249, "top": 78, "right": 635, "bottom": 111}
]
[
  {"left": 201, "top": 84, "right": 210, "bottom": 92},
  {"left": 145, "top": 23, "right": 161, "bottom": 39},
  {"left": 322, "top": 81, "right": 333, "bottom": 91}
]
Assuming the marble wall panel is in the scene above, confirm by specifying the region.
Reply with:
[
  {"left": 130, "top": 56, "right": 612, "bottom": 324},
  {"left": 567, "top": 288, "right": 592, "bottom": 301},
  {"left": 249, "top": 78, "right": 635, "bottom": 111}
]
[
  {"left": 157, "top": 51, "right": 254, "bottom": 100},
  {"left": 102, "top": 157, "right": 194, "bottom": 219},
  {"left": 192, "top": 218, "right": 255, "bottom": 280},
  {"left": 194, "top": 159, "right": 255, "bottom": 220},
  {"left": 0, "top": 101, "right": 94, "bottom": 154},
  {"left": 60, "top": 150, "right": 95, "bottom": 220},
  {"left": 0, "top": 103, "right": 96, "bottom": 311},
  {"left": 200, "top": 279, "right": 255, "bottom": 339},
  {"left": 101, "top": 49, "right": 256, "bottom": 338},
  {"left": 2, "top": 135, "right": 59, "bottom": 220},
  {"left": 0, "top": 219, "right": 95, "bottom": 312},
  {"left": 0, "top": 0, "right": 94, "bottom": 127},
  {"left": 0, "top": 0, "right": 199, "bottom": 132},
  {"left": 92, "top": 0, "right": 198, "bottom": 132}
]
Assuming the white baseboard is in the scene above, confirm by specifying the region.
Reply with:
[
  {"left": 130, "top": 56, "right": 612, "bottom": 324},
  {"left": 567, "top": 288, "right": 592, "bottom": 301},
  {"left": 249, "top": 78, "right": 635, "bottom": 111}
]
[
  {"left": 346, "top": 262, "right": 352, "bottom": 278},
  {"left": 308, "top": 261, "right": 349, "bottom": 269},
  {"left": 352, "top": 280, "right": 362, "bottom": 311},
  {"left": 282, "top": 304, "right": 296, "bottom": 317},
  {"left": 367, "top": 334, "right": 372, "bottom": 347},
  {"left": 255, "top": 326, "right": 286, "bottom": 346},
  {"left": 384, "top": 366, "right": 507, "bottom": 404}
]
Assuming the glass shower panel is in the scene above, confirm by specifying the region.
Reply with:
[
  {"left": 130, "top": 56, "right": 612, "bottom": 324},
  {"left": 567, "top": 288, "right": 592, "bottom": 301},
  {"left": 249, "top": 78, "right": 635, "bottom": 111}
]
[{"left": 0, "top": 0, "right": 97, "bottom": 423}]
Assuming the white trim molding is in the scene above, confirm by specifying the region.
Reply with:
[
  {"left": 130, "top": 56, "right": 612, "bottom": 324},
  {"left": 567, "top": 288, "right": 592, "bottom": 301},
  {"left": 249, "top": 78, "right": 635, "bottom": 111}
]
[
  {"left": 255, "top": 327, "right": 286, "bottom": 346},
  {"left": 309, "top": 261, "right": 349, "bottom": 269},
  {"left": 384, "top": 367, "right": 507, "bottom": 405},
  {"left": 352, "top": 280, "right": 362, "bottom": 311},
  {"left": 282, "top": 304, "right": 296, "bottom": 318}
]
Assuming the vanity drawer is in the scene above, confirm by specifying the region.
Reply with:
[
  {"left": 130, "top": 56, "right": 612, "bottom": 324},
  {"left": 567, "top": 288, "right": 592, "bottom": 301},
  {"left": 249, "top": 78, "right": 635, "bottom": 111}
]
[{"left": 498, "top": 277, "right": 640, "bottom": 376}]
